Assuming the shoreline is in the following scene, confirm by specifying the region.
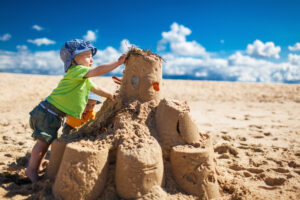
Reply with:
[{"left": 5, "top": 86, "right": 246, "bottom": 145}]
[{"left": 1, "top": 72, "right": 299, "bottom": 85}]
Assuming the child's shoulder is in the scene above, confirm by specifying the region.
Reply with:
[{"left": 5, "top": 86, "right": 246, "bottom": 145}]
[
  {"left": 66, "top": 65, "right": 90, "bottom": 75},
  {"left": 68, "top": 65, "right": 89, "bottom": 71}
]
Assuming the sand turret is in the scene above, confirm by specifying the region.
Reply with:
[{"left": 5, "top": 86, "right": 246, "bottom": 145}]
[{"left": 120, "top": 49, "right": 162, "bottom": 103}]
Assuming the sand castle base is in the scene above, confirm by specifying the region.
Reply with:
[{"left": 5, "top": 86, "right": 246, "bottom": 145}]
[
  {"left": 47, "top": 139, "right": 66, "bottom": 180},
  {"left": 170, "top": 141, "right": 220, "bottom": 198},
  {"left": 52, "top": 142, "right": 109, "bottom": 200},
  {"left": 116, "top": 138, "right": 164, "bottom": 199}
]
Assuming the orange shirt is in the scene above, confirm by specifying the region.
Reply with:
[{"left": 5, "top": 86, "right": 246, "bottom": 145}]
[{"left": 65, "top": 110, "right": 96, "bottom": 128}]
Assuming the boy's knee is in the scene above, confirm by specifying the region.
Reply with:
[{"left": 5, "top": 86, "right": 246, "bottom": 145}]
[{"left": 32, "top": 131, "right": 57, "bottom": 144}]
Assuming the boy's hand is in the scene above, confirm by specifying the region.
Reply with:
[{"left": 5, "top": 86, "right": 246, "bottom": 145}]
[
  {"left": 107, "top": 93, "right": 114, "bottom": 101},
  {"left": 117, "top": 54, "right": 127, "bottom": 65},
  {"left": 112, "top": 76, "right": 122, "bottom": 85}
]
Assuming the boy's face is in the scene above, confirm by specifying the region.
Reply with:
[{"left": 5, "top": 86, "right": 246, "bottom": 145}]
[
  {"left": 73, "top": 50, "right": 93, "bottom": 67},
  {"left": 83, "top": 99, "right": 97, "bottom": 114}
]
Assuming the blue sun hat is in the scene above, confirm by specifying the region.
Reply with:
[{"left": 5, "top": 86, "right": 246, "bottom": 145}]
[
  {"left": 60, "top": 39, "right": 97, "bottom": 72},
  {"left": 88, "top": 92, "right": 102, "bottom": 104}
]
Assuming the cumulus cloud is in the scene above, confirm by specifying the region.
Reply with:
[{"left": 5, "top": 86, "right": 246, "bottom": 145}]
[
  {"left": 288, "top": 53, "right": 300, "bottom": 66},
  {"left": 32, "top": 25, "right": 43, "bottom": 31},
  {"left": 288, "top": 43, "right": 300, "bottom": 51},
  {"left": 16, "top": 45, "right": 29, "bottom": 51},
  {"left": 93, "top": 39, "right": 137, "bottom": 75},
  {"left": 119, "top": 39, "right": 134, "bottom": 53},
  {"left": 0, "top": 39, "right": 133, "bottom": 75},
  {"left": 162, "top": 53, "right": 227, "bottom": 79},
  {"left": 157, "top": 23, "right": 209, "bottom": 57},
  {"left": 227, "top": 52, "right": 282, "bottom": 82},
  {"left": 0, "top": 49, "right": 62, "bottom": 74},
  {"left": 27, "top": 38, "right": 56, "bottom": 46},
  {"left": 0, "top": 33, "right": 12, "bottom": 41},
  {"left": 161, "top": 50, "right": 300, "bottom": 83},
  {"left": 83, "top": 30, "right": 97, "bottom": 42},
  {"left": 246, "top": 40, "right": 281, "bottom": 59},
  {"left": 0, "top": 23, "right": 299, "bottom": 83}
]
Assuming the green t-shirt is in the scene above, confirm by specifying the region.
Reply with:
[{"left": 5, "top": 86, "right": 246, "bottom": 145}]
[{"left": 46, "top": 65, "right": 96, "bottom": 118}]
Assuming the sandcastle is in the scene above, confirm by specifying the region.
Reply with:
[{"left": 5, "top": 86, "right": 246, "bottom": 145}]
[{"left": 47, "top": 48, "right": 220, "bottom": 199}]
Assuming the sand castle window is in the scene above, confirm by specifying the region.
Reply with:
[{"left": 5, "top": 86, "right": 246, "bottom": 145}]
[{"left": 131, "top": 76, "right": 139, "bottom": 86}]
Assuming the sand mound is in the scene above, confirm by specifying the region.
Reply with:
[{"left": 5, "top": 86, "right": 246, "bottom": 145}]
[{"left": 46, "top": 48, "right": 221, "bottom": 199}]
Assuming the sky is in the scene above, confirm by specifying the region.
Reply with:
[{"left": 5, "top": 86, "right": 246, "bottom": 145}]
[{"left": 0, "top": 0, "right": 300, "bottom": 83}]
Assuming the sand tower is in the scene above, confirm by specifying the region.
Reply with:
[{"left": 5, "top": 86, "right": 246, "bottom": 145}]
[
  {"left": 120, "top": 49, "right": 162, "bottom": 103},
  {"left": 47, "top": 48, "right": 220, "bottom": 199}
]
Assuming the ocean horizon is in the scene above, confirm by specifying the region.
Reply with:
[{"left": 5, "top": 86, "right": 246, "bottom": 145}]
[{"left": 1, "top": 71, "right": 299, "bottom": 84}]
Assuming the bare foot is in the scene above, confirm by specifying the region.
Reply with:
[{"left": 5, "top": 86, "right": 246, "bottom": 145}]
[{"left": 25, "top": 167, "right": 38, "bottom": 183}]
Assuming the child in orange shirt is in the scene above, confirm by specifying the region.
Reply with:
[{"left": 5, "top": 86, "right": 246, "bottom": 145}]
[{"left": 62, "top": 92, "right": 101, "bottom": 134}]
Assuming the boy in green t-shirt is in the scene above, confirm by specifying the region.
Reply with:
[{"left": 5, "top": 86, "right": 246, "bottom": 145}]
[{"left": 25, "top": 39, "right": 126, "bottom": 183}]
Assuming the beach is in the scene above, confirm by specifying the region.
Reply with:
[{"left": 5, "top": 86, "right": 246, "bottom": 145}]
[{"left": 0, "top": 72, "right": 299, "bottom": 199}]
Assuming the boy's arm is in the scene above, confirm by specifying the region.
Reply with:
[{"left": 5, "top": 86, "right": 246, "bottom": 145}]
[
  {"left": 91, "top": 86, "right": 114, "bottom": 101},
  {"left": 84, "top": 54, "right": 127, "bottom": 78}
]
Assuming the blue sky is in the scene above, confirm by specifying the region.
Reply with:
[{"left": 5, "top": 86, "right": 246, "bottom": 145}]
[{"left": 0, "top": 0, "right": 300, "bottom": 83}]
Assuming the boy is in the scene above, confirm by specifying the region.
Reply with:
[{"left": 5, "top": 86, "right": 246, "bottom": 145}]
[
  {"left": 25, "top": 39, "right": 126, "bottom": 183},
  {"left": 62, "top": 92, "right": 101, "bottom": 135}
]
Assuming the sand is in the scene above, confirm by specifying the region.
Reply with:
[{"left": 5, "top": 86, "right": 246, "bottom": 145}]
[{"left": 0, "top": 72, "right": 300, "bottom": 199}]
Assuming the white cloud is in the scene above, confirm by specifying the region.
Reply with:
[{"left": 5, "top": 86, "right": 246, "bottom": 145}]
[
  {"left": 246, "top": 40, "right": 281, "bottom": 59},
  {"left": 288, "top": 53, "right": 300, "bottom": 66},
  {"left": 93, "top": 39, "right": 137, "bottom": 74},
  {"left": 83, "top": 30, "right": 97, "bottom": 42},
  {"left": 162, "top": 54, "right": 227, "bottom": 77},
  {"left": 94, "top": 46, "right": 120, "bottom": 64},
  {"left": 227, "top": 51, "right": 300, "bottom": 82},
  {"left": 0, "top": 23, "right": 299, "bottom": 84},
  {"left": 27, "top": 38, "right": 56, "bottom": 46},
  {"left": 288, "top": 43, "right": 300, "bottom": 51},
  {"left": 228, "top": 51, "right": 269, "bottom": 67},
  {"left": 157, "top": 22, "right": 209, "bottom": 57},
  {"left": 119, "top": 39, "right": 134, "bottom": 53},
  {"left": 160, "top": 50, "right": 300, "bottom": 83},
  {"left": 0, "top": 49, "right": 62, "bottom": 74},
  {"left": 0, "top": 39, "right": 133, "bottom": 75},
  {"left": 155, "top": 24, "right": 298, "bottom": 83},
  {"left": 0, "top": 33, "right": 12, "bottom": 41},
  {"left": 32, "top": 25, "right": 43, "bottom": 31},
  {"left": 16, "top": 45, "right": 29, "bottom": 51}
]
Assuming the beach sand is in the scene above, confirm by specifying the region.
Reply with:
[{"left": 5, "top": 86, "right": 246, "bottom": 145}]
[{"left": 0, "top": 72, "right": 299, "bottom": 199}]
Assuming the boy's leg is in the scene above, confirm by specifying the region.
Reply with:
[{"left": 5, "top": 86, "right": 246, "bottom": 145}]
[
  {"left": 25, "top": 139, "right": 49, "bottom": 183},
  {"left": 38, "top": 152, "right": 47, "bottom": 171}
]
